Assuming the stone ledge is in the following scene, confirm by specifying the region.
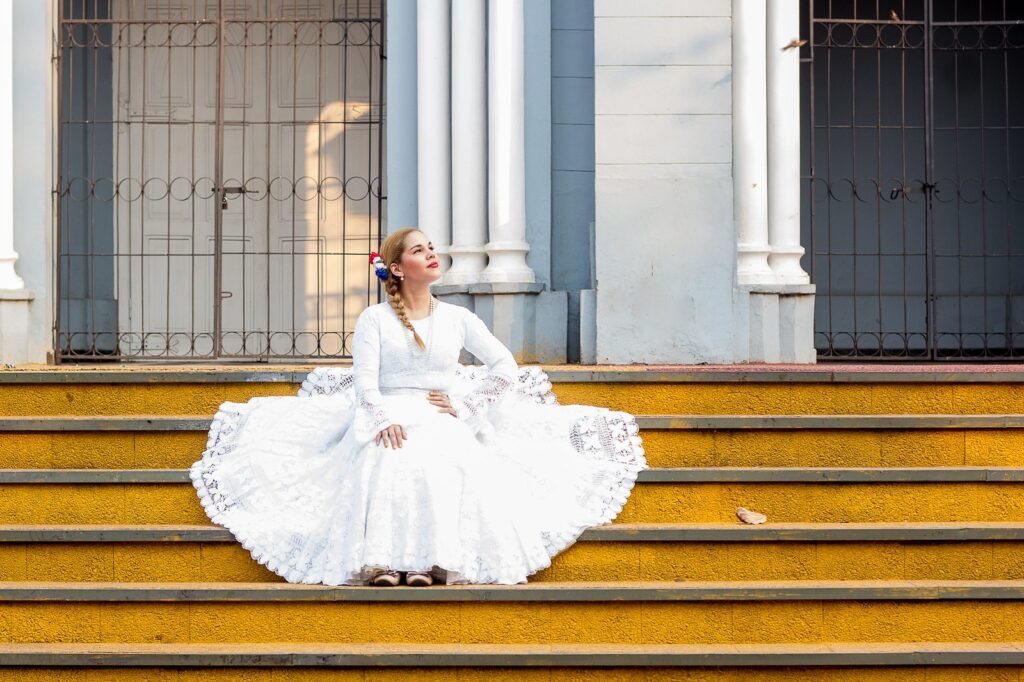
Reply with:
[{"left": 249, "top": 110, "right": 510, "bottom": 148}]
[
  {"left": 3, "top": 467, "right": 1024, "bottom": 484},
  {"left": 0, "top": 288, "right": 34, "bottom": 301},
  {"left": 0, "top": 579, "right": 1022, "bottom": 602},
  {"left": 0, "top": 417, "right": 211, "bottom": 431},
  {"left": 3, "top": 414, "right": 1024, "bottom": 431},
  {"left": 0, "top": 641, "right": 1022, "bottom": 667},
  {"left": 638, "top": 414, "right": 1024, "bottom": 429},
  {"left": 5, "top": 365, "right": 1024, "bottom": 383},
  {"left": 3, "top": 522, "right": 1024, "bottom": 543},
  {"left": 740, "top": 283, "right": 817, "bottom": 295},
  {"left": 431, "top": 281, "right": 547, "bottom": 296}
]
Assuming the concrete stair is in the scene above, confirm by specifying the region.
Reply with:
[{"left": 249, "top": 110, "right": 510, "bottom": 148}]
[{"left": 0, "top": 365, "right": 1023, "bottom": 679}]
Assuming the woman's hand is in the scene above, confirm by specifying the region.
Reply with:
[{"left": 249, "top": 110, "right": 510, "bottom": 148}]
[
  {"left": 375, "top": 424, "right": 408, "bottom": 448},
  {"left": 428, "top": 391, "right": 458, "bottom": 417}
]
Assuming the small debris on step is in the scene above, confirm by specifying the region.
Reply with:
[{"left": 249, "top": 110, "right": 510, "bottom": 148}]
[{"left": 736, "top": 507, "right": 767, "bottom": 525}]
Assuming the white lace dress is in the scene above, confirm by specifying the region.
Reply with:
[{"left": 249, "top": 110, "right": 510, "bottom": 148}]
[{"left": 190, "top": 300, "right": 647, "bottom": 585}]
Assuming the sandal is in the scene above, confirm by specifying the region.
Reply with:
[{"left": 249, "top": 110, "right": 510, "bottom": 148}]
[
  {"left": 404, "top": 571, "right": 434, "bottom": 587},
  {"left": 369, "top": 568, "right": 400, "bottom": 587}
]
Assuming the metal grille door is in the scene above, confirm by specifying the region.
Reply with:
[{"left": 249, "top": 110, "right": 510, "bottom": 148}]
[
  {"left": 56, "top": 0, "right": 385, "bottom": 360},
  {"left": 802, "top": 0, "right": 1024, "bottom": 359}
]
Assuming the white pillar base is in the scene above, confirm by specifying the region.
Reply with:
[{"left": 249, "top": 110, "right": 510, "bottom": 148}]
[
  {"left": 442, "top": 244, "right": 489, "bottom": 285},
  {"left": 768, "top": 246, "right": 811, "bottom": 285},
  {"left": 480, "top": 240, "right": 535, "bottom": 283},
  {"left": 0, "top": 254, "right": 25, "bottom": 290},
  {"left": 737, "top": 244, "right": 774, "bottom": 284}
]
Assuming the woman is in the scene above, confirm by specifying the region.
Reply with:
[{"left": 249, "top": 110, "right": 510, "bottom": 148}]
[{"left": 190, "top": 227, "right": 647, "bottom": 587}]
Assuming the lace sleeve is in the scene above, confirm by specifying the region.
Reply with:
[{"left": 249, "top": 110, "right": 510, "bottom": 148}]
[
  {"left": 451, "top": 309, "right": 519, "bottom": 439},
  {"left": 351, "top": 308, "right": 393, "bottom": 444}
]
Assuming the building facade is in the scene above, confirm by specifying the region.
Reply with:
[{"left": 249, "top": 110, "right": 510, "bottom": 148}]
[{"left": 1, "top": 0, "right": 1021, "bottom": 365}]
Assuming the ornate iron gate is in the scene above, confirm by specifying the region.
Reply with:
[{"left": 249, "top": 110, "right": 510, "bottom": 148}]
[
  {"left": 55, "top": 0, "right": 385, "bottom": 361},
  {"left": 802, "top": 0, "right": 1024, "bottom": 359}
]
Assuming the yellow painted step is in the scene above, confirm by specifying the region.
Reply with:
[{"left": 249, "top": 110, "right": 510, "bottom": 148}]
[
  {"left": 5, "top": 538, "right": 1024, "bottom": 584},
  {"left": 643, "top": 428, "right": 1024, "bottom": 468},
  {"left": 3, "top": 479, "right": 1024, "bottom": 524},
  {"left": 619, "top": 481, "right": 1024, "bottom": 523},
  {"left": 3, "top": 378, "right": 1024, "bottom": 416},
  {"left": 0, "top": 431, "right": 205, "bottom": 469},
  {"left": 554, "top": 381, "right": 1024, "bottom": 417},
  {"left": 4, "top": 426, "right": 1024, "bottom": 470},
  {"left": 0, "top": 383, "right": 298, "bottom": 417},
  {"left": 3, "top": 581, "right": 1024, "bottom": 645}
]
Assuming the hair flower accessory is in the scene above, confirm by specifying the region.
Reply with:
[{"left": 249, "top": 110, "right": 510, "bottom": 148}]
[{"left": 369, "top": 252, "right": 388, "bottom": 281}]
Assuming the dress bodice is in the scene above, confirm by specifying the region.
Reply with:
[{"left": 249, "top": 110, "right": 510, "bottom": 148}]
[
  {"left": 350, "top": 300, "right": 519, "bottom": 443},
  {"left": 373, "top": 301, "right": 469, "bottom": 393}
]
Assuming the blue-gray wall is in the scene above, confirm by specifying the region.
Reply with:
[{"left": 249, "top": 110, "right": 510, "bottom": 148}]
[
  {"left": 524, "top": 0, "right": 553, "bottom": 287},
  {"left": 384, "top": 0, "right": 418, "bottom": 232},
  {"left": 551, "top": 0, "right": 595, "bottom": 362}
]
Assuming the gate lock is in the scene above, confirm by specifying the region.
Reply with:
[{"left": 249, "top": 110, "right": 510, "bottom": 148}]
[
  {"left": 890, "top": 182, "right": 938, "bottom": 200},
  {"left": 220, "top": 186, "right": 249, "bottom": 210}
]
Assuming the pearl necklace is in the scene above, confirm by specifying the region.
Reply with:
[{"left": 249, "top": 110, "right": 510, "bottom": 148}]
[{"left": 406, "top": 296, "right": 437, "bottom": 363}]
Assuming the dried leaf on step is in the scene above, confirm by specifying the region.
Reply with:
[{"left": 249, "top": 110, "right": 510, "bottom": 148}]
[{"left": 736, "top": 507, "right": 767, "bottom": 525}]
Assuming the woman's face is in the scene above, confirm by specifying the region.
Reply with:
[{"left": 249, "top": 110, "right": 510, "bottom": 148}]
[{"left": 392, "top": 231, "right": 442, "bottom": 284}]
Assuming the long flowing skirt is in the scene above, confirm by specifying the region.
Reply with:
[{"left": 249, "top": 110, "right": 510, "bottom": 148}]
[{"left": 189, "top": 366, "right": 647, "bottom": 585}]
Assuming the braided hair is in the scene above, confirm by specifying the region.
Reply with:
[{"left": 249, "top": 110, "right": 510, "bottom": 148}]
[{"left": 378, "top": 227, "right": 427, "bottom": 350}]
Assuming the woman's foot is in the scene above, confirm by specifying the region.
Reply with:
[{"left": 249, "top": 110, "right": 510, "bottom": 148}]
[
  {"left": 369, "top": 568, "right": 400, "bottom": 587},
  {"left": 404, "top": 571, "right": 434, "bottom": 587}
]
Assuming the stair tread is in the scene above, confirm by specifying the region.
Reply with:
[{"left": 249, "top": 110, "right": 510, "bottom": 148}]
[
  {"left": 4, "top": 466, "right": 1024, "bottom": 484},
  {"left": 2, "top": 521, "right": 1023, "bottom": 530},
  {"left": 1, "top": 641, "right": 1023, "bottom": 653},
  {"left": 4, "top": 414, "right": 1024, "bottom": 431},
  {"left": 1, "top": 579, "right": 1024, "bottom": 601},
  {"left": 4, "top": 364, "right": 1024, "bottom": 382},
  {"left": 5, "top": 521, "right": 1024, "bottom": 545},
  {"left": 1, "top": 641, "right": 1024, "bottom": 668}
]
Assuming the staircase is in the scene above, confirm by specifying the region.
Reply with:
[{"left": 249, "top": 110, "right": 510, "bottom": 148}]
[{"left": 1, "top": 364, "right": 1024, "bottom": 679}]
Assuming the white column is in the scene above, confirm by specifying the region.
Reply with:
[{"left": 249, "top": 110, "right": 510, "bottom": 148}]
[
  {"left": 481, "top": 0, "right": 535, "bottom": 283},
  {"left": 416, "top": 0, "right": 451, "bottom": 270},
  {"left": 445, "top": 0, "right": 488, "bottom": 285},
  {"left": 0, "top": 0, "right": 25, "bottom": 292},
  {"left": 767, "top": 0, "right": 810, "bottom": 284},
  {"left": 733, "top": 0, "right": 773, "bottom": 284}
]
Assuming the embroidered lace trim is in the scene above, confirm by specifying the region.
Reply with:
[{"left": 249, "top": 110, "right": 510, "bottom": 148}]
[{"left": 452, "top": 373, "right": 513, "bottom": 422}]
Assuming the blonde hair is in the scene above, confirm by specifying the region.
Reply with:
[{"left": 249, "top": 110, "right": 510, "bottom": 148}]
[{"left": 378, "top": 227, "right": 428, "bottom": 350}]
